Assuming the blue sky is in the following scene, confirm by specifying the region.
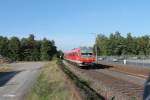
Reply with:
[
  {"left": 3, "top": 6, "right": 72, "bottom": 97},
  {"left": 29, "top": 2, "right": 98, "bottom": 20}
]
[{"left": 0, "top": 0, "right": 150, "bottom": 50}]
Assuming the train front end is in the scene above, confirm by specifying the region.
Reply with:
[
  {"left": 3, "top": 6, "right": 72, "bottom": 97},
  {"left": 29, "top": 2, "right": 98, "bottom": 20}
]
[{"left": 79, "top": 48, "right": 96, "bottom": 66}]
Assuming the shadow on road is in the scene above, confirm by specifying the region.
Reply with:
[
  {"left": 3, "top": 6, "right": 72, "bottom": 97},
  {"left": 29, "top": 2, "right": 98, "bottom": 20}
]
[{"left": 0, "top": 71, "right": 20, "bottom": 86}]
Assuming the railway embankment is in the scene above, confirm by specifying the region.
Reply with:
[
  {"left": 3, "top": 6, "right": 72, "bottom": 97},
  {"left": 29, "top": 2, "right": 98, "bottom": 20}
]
[
  {"left": 63, "top": 60, "right": 145, "bottom": 100},
  {"left": 58, "top": 60, "right": 104, "bottom": 100},
  {"left": 97, "top": 61, "right": 150, "bottom": 78}
]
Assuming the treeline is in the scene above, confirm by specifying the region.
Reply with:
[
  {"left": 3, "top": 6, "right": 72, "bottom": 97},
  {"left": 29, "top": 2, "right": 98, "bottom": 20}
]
[
  {"left": 0, "top": 34, "right": 57, "bottom": 61},
  {"left": 95, "top": 32, "right": 150, "bottom": 56}
]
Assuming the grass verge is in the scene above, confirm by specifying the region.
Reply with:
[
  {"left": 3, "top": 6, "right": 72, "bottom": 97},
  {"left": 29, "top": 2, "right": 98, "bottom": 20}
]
[
  {"left": 57, "top": 60, "right": 104, "bottom": 100},
  {"left": 26, "top": 60, "right": 76, "bottom": 100}
]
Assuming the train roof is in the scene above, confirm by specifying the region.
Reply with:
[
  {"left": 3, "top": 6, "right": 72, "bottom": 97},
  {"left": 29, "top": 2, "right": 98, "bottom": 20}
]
[
  {"left": 66, "top": 47, "right": 93, "bottom": 53},
  {"left": 80, "top": 49, "right": 93, "bottom": 53}
]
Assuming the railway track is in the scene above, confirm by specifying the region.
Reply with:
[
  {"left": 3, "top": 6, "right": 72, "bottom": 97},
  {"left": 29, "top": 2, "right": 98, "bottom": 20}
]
[
  {"left": 58, "top": 60, "right": 104, "bottom": 100},
  {"left": 97, "top": 61, "right": 149, "bottom": 79},
  {"left": 63, "top": 60, "right": 145, "bottom": 100}
]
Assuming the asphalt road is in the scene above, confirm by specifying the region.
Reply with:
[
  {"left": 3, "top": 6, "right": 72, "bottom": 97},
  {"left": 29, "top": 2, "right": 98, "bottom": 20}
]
[{"left": 0, "top": 62, "right": 46, "bottom": 100}]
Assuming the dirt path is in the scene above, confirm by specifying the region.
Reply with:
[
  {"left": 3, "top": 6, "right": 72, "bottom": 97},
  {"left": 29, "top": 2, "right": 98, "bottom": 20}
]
[{"left": 0, "top": 62, "right": 46, "bottom": 100}]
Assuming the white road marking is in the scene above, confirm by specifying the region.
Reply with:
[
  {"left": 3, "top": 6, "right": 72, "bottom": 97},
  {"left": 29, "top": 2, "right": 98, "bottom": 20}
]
[{"left": 3, "top": 94, "right": 16, "bottom": 97}]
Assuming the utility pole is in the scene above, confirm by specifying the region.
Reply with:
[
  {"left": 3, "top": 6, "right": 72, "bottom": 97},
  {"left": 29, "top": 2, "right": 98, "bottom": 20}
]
[{"left": 90, "top": 33, "right": 98, "bottom": 63}]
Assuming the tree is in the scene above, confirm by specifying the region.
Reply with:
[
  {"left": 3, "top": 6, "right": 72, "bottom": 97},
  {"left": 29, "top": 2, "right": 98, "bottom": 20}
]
[
  {"left": 8, "top": 37, "right": 21, "bottom": 61},
  {"left": 0, "top": 34, "right": 57, "bottom": 61},
  {"left": 50, "top": 40, "right": 57, "bottom": 58},
  {"left": 57, "top": 50, "right": 64, "bottom": 59},
  {"left": 0, "top": 36, "right": 9, "bottom": 57},
  {"left": 106, "top": 32, "right": 124, "bottom": 55},
  {"left": 31, "top": 41, "right": 41, "bottom": 61},
  {"left": 40, "top": 38, "right": 52, "bottom": 61},
  {"left": 20, "top": 38, "right": 29, "bottom": 61},
  {"left": 20, "top": 34, "right": 41, "bottom": 61},
  {"left": 95, "top": 34, "right": 108, "bottom": 55},
  {"left": 28, "top": 34, "right": 41, "bottom": 61},
  {"left": 94, "top": 32, "right": 148, "bottom": 56},
  {"left": 137, "top": 35, "right": 150, "bottom": 56}
]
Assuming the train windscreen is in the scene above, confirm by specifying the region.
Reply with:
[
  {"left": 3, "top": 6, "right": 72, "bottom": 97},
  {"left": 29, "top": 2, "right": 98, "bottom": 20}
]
[{"left": 81, "top": 53, "right": 94, "bottom": 58}]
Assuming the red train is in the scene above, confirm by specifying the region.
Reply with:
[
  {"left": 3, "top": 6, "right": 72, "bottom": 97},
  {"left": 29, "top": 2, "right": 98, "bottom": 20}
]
[{"left": 64, "top": 47, "right": 96, "bottom": 66}]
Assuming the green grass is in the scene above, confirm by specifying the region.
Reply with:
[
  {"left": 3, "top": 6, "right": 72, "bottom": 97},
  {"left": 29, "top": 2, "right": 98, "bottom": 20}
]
[
  {"left": 26, "top": 60, "right": 75, "bottom": 100},
  {"left": 58, "top": 60, "right": 104, "bottom": 100}
]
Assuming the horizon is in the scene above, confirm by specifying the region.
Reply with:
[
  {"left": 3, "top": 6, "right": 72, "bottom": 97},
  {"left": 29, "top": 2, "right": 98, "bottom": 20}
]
[{"left": 1, "top": 32, "right": 149, "bottom": 51}]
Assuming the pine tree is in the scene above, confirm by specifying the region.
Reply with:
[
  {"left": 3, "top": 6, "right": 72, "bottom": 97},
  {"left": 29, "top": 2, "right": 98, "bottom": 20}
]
[
  {"left": 8, "top": 37, "right": 21, "bottom": 61},
  {"left": 0, "top": 36, "right": 9, "bottom": 57},
  {"left": 40, "top": 38, "right": 52, "bottom": 61}
]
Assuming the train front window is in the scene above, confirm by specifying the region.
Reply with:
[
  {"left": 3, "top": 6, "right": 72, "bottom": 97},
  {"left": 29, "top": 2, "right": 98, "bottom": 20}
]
[{"left": 81, "top": 53, "right": 93, "bottom": 58}]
